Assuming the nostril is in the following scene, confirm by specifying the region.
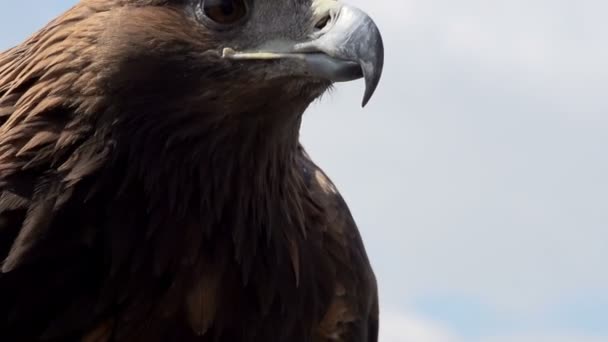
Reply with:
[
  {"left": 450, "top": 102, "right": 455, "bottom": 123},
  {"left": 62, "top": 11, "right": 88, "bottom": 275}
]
[{"left": 314, "top": 15, "right": 330, "bottom": 30}]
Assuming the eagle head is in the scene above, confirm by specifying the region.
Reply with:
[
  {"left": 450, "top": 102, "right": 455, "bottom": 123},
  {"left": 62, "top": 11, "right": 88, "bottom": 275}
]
[{"left": 89, "top": 0, "right": 383, "bottom": 119}]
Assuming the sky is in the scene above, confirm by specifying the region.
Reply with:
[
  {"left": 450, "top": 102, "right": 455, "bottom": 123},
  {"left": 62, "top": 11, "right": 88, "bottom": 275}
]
[{"left": 1, "top": 1, "right": 607, "bottom": 341}]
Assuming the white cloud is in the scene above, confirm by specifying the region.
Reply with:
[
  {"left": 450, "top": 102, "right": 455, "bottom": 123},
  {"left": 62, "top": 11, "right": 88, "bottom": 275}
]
[
  {"left": 480, "top": 334, "right": 608, "bottom": 342},
  {"left": 381, "top": 311, "right": 460, "bottom": 342},
  {"left": 379, "top": 311, "right": 608, "bottom": 342},
  {"left": 380, "top": 311, "right": 608, "bottom": 342}
]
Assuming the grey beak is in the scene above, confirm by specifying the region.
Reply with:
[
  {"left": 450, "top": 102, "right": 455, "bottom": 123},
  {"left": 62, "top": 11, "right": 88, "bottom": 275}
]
[
  {"left": 222, "top": 3, "right": 384, "bottom": 107},
  {"left": 293, "top": 4, "right": 385, "bottom": 107}
]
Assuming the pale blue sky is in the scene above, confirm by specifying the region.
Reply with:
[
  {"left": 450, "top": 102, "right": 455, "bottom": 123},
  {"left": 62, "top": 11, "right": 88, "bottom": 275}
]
[{"left": 1, "top": 1, "right": 607, "bottom": 341}]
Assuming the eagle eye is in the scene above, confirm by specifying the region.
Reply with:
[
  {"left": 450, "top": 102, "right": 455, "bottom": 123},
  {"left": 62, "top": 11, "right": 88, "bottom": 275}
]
[{"left": 200, "top": 0, "right": 248, "bottom": 26}]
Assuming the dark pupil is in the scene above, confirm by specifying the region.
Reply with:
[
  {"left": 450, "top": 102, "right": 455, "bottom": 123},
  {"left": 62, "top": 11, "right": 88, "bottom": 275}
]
[{"left": 220, "top": 2, "right": 234, "bottom": 16}]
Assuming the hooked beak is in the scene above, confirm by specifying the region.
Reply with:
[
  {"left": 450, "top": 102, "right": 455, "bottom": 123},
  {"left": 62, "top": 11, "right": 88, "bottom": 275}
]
[{"left": 222, "top": 1, "right": 384, "bottom": 107}]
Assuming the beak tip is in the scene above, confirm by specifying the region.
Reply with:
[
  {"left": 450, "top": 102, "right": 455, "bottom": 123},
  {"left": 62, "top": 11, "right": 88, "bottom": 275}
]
[
  {"left": 361, "top": 91, "right": 372, "bottom": 107},
  {"left": 360, "top": 62, "right": 383, "bottom": 108}
]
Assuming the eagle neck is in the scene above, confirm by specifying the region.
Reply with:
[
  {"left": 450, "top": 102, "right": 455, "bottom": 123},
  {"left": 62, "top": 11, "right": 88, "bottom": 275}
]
[{"left": 117, "top": 106, "right": 310, "bottom": 255}]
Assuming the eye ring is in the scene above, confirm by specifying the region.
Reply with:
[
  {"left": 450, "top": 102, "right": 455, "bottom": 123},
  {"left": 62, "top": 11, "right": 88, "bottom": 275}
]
[{"left": 196, "top": 0, "right": 250, "bottom": 29}]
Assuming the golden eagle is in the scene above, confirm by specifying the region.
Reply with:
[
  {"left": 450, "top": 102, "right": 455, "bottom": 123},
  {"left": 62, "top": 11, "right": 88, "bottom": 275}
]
[{"left": 0, "top": 0, "right": 384, "bottom": 341}]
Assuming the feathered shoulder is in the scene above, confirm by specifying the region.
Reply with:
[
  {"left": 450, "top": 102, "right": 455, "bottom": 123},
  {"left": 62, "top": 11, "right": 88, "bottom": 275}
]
[{"left": 0, "top": 3, "right": 113, "bottom": 272}]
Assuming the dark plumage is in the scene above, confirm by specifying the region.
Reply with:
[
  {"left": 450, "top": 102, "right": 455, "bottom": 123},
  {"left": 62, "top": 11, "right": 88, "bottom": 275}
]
[{"left": 0, "top": 0, "right": 383, "bottom": 341}]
